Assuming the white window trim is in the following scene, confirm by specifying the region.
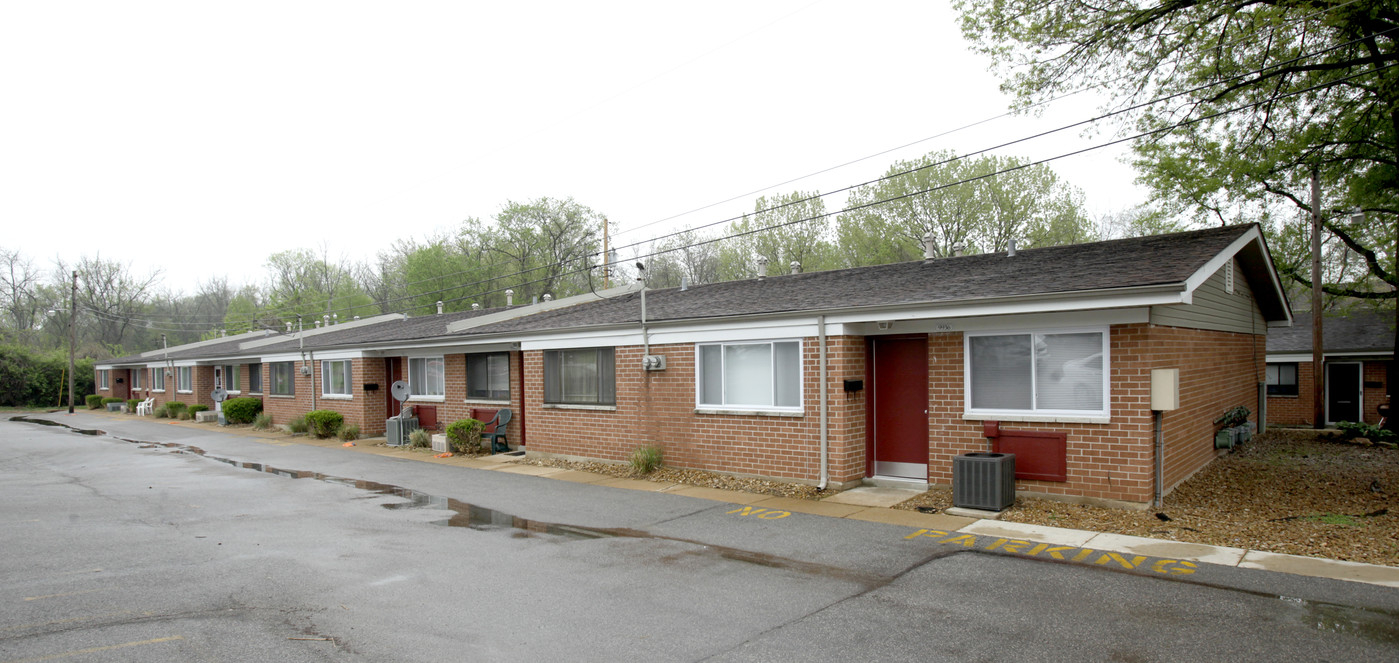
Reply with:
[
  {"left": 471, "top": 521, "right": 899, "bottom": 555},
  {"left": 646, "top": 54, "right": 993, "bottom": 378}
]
[
  {"left": 465, "top": 352, "right": 511, "bottom": 401},
  {"left": 694, "top": 339, "right": 804, "bottom": 413},
  {"left": 321, "top": 359, "right": 354, "bottom": 398},
  {"left": 98, "top": 371, "right": 109, "bottom": 390},
  {"left": 963, "top": 326, "right": 1111, "bottom": 420},
  {"left": 408, "top": 355, "right": 446, "bottom": 398},
  {"left": 269, "top": 361, "right": 296, "bottom": 396},
  {"left": 176, "top": 366, "right": 193, "bottom": 394},
  {"left": 247, "top": 364, "right": 263, "bottom": 394}
]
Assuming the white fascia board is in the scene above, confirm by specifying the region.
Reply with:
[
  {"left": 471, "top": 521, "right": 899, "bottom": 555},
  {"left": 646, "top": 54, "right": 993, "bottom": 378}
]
[
  {"left": 260, "top": 353, "right": 304, "bottom": 363},
  {"left": 238, "top": 314, "right": 407, "bottom": 350},
  {"left": 823, "top": 287, "right": 1185, "bottom": 326},
  {"left": 1182, "top": 226, "right": 1291, "bottom": 325},
  {"left": 519, "top": 317, "right": 843, "bottom": 351},
  {"left": 1269, "top": 351, "right": 1393, "bottom": 362},
  {"left": 305, "top": 349, "right": 367, "bottom": 361},
  {"left": 446, "top": 282, "right": 643, "bottom": 334},
  {"left": 171, "top": 359, "right": 201, "bottom": 367},
  {"left": 846, "top": 308, "right": 1150, "bottom": 337},
  {"left": 365, "top": 341, "right": 519, "bottom": 357}
]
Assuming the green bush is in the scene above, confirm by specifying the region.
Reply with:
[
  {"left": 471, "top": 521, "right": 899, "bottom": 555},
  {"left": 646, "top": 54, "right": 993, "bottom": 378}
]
[
  {"left": 101, "top": 397, "right": 123, "bottom": 406},
  {"left": 126, "top": 399, "right": 141, "bottom": 411},
  {"left": 304, "top": 410, "right": 344, "bottom": 439},
  {"left": 337, "top": 423, "right": 361, "bottom": 441},
  {"left": 1337, "top": 421, "right": 1397, "bottom": 443},
  {"left": 188, "top": 404, "right": 209, "bottom": 415},
  {"left": 0, "top": 345, "right": 95, "bottom": 408},
  {"left": 630, "top": 445, "right": 664, "bottom": 474},
  {"left": 165, "top": 401, "right": 188, "bottom": 415},
  {"left": 409, "top": 428, "right": 432, "bottom": 448},
  {"left": 252, "top": 412, "right": 273, "bottom": 430},
  {"left": 177, "top": 410, "right": 193, "bottom": 421},
  {"left": 446, "top": 418, "right": 485, "bottom": 454},
  {"left": 287, "top": 415, "right": 310, "bottom": 434},
  {"left": 153, "top": 404, "right": 170, "bottom": 418},
  {"left": 222, "top": 397, "right": 263, "bottom": 424},
  {"left": 85, "top": 394, "right": 103, "bottom": 409}
]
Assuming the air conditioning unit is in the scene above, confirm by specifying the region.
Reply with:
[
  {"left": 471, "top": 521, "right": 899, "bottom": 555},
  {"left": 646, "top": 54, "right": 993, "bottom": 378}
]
[
  {"left": 299, "top": 365, "right": 312, "bottom": 376},
  {"left": 385, "top": 416, "right": 419, "bottom": 446},
  {"left": 953, "top": 452, "right": 1016, "bottom": 511}
]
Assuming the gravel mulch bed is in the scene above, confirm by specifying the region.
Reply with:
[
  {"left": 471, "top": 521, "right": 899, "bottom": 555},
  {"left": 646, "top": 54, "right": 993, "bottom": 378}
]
[
  {"left": 516, "top": 457, "right": 823, "bottom": 499},
  {"left": 895, "top": 428, "right": 1399, "bottom": 567}
]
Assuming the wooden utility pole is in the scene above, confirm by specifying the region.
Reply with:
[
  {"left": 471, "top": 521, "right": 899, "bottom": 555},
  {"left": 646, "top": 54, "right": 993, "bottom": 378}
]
[
  {"left": 1310, "top": 168, "right": 1324, "bottom": 429},
  {"left": 67, "top": 269, "right": 76, "bottom": 414},
  {"left": 602, "top": 218, "right": 611, "bottom": 289}
]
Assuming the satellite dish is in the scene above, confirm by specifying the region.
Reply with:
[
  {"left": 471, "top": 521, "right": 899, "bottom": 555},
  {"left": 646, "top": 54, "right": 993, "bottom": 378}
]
[
  {"left": 211, "top": 388, "right": 228, "bottom": 403},
  {"left": 390, "top": 380, "right": 410, "bottom": 403}
]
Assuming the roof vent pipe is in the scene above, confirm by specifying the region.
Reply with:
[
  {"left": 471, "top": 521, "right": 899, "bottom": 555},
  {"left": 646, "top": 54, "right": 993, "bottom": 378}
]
[
  {"left": 543, "top": 294, "right": 553, "bottom": 302},
  {"left": 1007, "top": 239, "right": 1017, "bottom": 257},
  {"left": 471, "top": 303, "right": 480, "bottom": 311},
  {"left": 790, "top": 261, "right": 801, "bottom": 274},
  {"left": 953, "top": 242, "right": 966, "bottom": 257},
  {"left": 353, "top": 316, "right": 360, "bottom": 321},
  {"left": 680, "top": 276, "right": 689, "bottom": 291},
  {"left": 436, "top": 301, "right": 443, "bottom": 315},
  {"left": 286, "top": 322, "right": 292, "bottom": 333},
  {"left": 923, "top": 232, "right": 937, "bottom": 261},
  {"left": 332, "top": 313, "right": 338, "bottom": 325},
  {"left": 756, "top": 256, "right": 768, "bottom": 280},
  {"left": 323, "top": 314, "right": 330, "bottom": 328},
  {"left": 314, "top": 320, "right": 321, "bottom": 329},
  {"left": 505, "top": 289, "right": 514, "bottom": 306}
]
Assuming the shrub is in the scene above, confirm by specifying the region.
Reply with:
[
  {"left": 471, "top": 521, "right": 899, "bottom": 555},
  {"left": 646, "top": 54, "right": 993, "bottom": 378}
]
[
  {"left": 252, "top": 412, "right": 273, "bottom": 430},
  {"left": 154, "top": 404, "right": 170, "bottom": 418},
  {"left": 221, "top": 397, "right": 263, "bottom": 424},
  {"left": 287, "top": 415, "right": 310, "bottom": 434},
  {"left": 188, "top": 404, "right": 209, "bottom": 415},
  {"left": 126, "top": 399, "right": 141, "bottom": 411},
  {"left": 177, "top": 410, "right": 193, "bottom": 420},
  {"left": 409, "top": 428, "right": 431, "bottom": 448},
  {"left": 165, "top": 401, "right": 188, "bottom": 415},
  {"left": 630, "top": 445, "right": 664, "bottom": 474},
  {"left": 85, "top": 394, "right": 103, "bottom": 409},
  {"left": 337, "top": 423, "right": 361, "bottom": 441},
  {"left": 446, "top": 418, "right": 485, "bottom": 454},
  {"left": 305, "top": 410, "right": 344, "bottom": 438},
  {"left": 101, "top": 397, "right": 123, "bottom": 406},
  {"left": 1337, "top": 421, "right": 1397, "bottom": 443}
]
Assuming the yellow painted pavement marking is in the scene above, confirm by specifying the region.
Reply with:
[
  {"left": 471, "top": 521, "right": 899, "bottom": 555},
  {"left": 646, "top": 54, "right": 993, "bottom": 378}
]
[
  {"left": 3, "top": 635, "right": 184, "bottom": 663},
  {"left": 22, "top": 588, "right": 107, "bottom": 602}
]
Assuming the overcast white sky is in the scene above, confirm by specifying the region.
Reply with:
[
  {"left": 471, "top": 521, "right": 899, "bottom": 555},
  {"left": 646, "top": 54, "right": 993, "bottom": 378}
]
[{"left": 1, "top": 1, "right": 1146, "bottom": 296}]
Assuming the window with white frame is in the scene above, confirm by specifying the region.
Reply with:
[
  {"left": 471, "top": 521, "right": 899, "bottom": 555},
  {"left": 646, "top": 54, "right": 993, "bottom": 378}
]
[
  {"left": 248, "top": 363, "right": 263, "bottom": 393},
  {"left": 966, "top": 329, "right": 1107, "bottom": 416},
  {"left": 98, "top": 370, "right": 109, "bottom": 390},
  {"left": 177, "top": 366, "right": 193, "bottom": 392},
  {"left": 322, "top": 360, "right": 353, "bottom": 397},
  {"left": 152, "top": 367, "right": 166, "bottom": 391},
  {"left": 1266, "top": 363, "right": 1299, "bottom": 396},
  {"left": 132, "top": 369, "right": 143, "bottom": 390},
  {"left": 466, "top": 353, "right": 510, "bottom": 401},
  {"left": 223, "top": 365, "right": 240, "bottom": 392},
  {"left": 697, "top": 340, "right": 802, "bottom": 410},
  {"left": 408, "top": 356, "right": 445, "bottom": 397},
  {"left": 543, "top": 348, "right": 615, "bottom": 406},
  {"left": 271, "top": 362, "right": 295, "bottom": 396}
]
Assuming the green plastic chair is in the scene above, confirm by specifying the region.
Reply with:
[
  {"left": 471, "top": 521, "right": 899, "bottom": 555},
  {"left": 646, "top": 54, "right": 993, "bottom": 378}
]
[{"left": 482, "top": 409, "right": 512, "bottom": 453}]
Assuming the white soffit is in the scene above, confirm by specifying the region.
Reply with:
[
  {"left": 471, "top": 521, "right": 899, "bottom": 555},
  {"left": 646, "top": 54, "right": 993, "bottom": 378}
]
[{"left": 238, "top": 313, "right": 406, "bottom": 350}]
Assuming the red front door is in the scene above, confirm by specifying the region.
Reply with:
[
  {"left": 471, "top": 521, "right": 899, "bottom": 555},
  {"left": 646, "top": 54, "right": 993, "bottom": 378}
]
[
  {"left": 385, "top": 357, "right": 403, "bottom": 417},
  {"left": 869, "top": 336, "right": 929, "bottom": 480}
]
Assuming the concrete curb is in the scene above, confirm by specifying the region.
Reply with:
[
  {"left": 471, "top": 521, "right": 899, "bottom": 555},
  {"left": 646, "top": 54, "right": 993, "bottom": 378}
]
[{"left": 91, "top": 411, "right": 1399, "bottom": 588}]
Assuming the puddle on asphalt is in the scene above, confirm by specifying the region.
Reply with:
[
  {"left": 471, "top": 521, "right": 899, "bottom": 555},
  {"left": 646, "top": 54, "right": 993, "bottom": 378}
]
[{"left": 1285, "top": 597, "right": 1399, "bottom": 644}]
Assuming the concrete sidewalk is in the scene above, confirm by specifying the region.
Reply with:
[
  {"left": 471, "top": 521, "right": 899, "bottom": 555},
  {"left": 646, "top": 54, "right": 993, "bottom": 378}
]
[{"left": 113, "top": 413, "right": 1399, "bottom": 589}]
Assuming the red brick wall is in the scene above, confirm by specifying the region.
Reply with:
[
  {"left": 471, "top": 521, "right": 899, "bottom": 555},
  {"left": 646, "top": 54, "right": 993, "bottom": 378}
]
[
  {"left": 262, "top": 360, "right": 314, "bottom": 427},
  {"left": 523, "top": 337, "right": 867, "bottom": 485},
  {"left": 1267, "top": 360, "right": 1389, "bottom": 427},
  {"left": 930, "top": 324, "right": 1263, "bottom": 504}
]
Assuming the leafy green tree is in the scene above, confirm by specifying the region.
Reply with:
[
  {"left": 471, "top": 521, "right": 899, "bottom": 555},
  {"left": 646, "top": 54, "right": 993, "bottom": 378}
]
[
  {"left": 262, "top": 247, "right": 377, "bottom": 326},
  {"left": 481, "top": 197, "right": 603, "bottom": 303},
  {"left": 955, "top": 0, "right": 1398, "bottom": 299},
  {"left": 717, "top": 191, "right": 837, "bottom": 281},
  {"left": 837, "top": 151, "right": 1093, "bottom": 264}
]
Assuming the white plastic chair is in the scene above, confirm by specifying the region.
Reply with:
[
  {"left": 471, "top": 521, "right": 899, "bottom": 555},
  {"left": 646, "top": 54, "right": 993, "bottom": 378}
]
[{"left": 136, "top": 397, "right": 155, "bottom": 416}]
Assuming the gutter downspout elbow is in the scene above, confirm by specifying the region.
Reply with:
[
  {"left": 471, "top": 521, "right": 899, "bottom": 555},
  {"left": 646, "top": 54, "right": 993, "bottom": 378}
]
[{"left": 818, "top": 315, "right": 829, "bottom": 491}]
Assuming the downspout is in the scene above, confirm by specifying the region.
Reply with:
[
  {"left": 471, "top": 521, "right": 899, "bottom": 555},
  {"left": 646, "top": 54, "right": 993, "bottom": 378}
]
[
  {"left": 818, "top": 315, "right": 829, "bottom": 490},
  {"left": 308, "top": 349, "right": 317, "bottom": 412},
  {"left": 1153, "top": 410, "right": 1164, "bottom": 509},
  {"left": 639, "top": 277, "right": 649, "bottom": 356}
]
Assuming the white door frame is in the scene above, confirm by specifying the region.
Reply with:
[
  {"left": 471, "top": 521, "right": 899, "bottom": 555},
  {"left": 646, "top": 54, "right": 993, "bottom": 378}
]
[{"left": 1324, "top": 361, "right": 1364, "bottom": 425}]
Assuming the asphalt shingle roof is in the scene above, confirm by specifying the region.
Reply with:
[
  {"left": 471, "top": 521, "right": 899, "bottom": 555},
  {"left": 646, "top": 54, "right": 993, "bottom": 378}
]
[
  {"left": 1267, "top": 309, "right": 1396, "bottom": 354},
  {"left": 468, "top": 224, "right": 1262, "bottom": 334}
]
